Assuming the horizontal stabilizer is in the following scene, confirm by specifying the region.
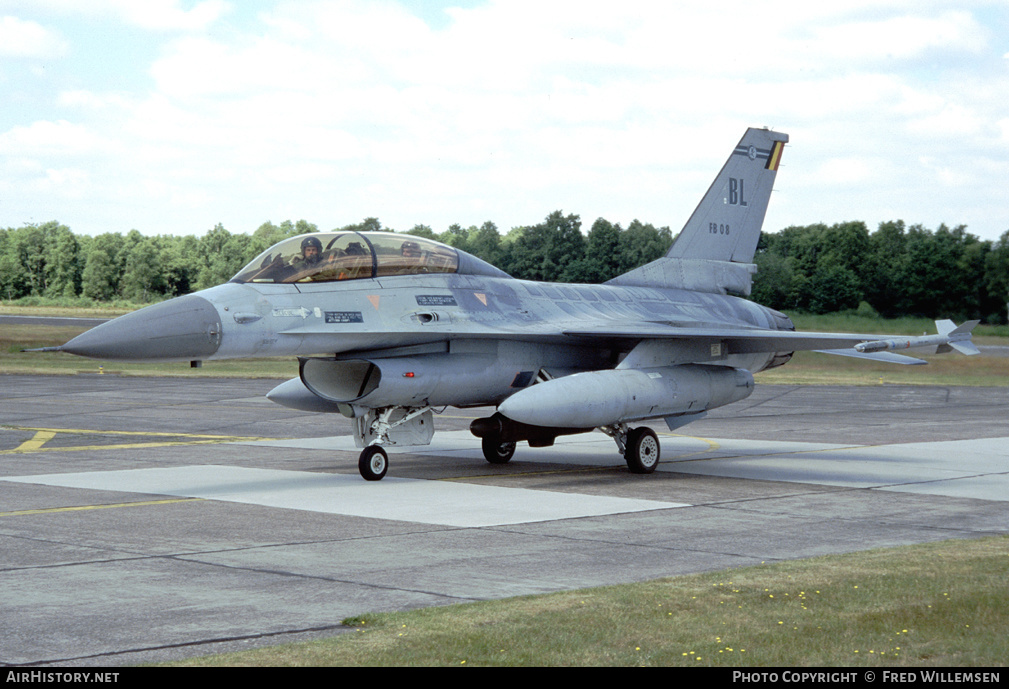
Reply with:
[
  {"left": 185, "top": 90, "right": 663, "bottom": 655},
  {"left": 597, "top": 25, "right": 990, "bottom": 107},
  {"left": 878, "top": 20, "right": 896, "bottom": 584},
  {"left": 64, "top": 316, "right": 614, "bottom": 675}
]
[{"left": 605, "top": 257, "right": 756, "bottom": 295}]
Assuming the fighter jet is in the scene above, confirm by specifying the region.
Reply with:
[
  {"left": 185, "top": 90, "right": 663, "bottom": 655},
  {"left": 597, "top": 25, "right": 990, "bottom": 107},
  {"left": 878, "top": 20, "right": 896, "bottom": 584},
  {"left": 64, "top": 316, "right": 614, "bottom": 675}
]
[{"left": 52, "top": 127, "right": 979, "bottom": 480}]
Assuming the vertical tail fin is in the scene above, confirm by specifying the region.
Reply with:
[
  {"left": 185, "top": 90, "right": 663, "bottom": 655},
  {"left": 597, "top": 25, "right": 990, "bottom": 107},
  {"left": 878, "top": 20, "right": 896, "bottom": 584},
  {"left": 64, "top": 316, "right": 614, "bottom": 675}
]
[{"left": 667, "top": 127, "right": 788, "bottom": 263}]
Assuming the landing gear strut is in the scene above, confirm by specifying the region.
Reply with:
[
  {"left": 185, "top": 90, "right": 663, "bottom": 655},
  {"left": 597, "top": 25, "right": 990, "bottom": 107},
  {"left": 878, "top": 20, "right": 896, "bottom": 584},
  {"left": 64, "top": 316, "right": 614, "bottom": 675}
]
[{"left": 353, "top": 405, "right": 433, "bottom": 481}]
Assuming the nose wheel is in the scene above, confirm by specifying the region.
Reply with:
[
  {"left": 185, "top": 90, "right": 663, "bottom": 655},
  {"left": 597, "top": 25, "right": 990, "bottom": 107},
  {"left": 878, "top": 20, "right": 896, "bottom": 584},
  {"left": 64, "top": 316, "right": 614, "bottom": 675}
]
[{"left": 358, "top": 445, "right": 389, "bottom": 481}]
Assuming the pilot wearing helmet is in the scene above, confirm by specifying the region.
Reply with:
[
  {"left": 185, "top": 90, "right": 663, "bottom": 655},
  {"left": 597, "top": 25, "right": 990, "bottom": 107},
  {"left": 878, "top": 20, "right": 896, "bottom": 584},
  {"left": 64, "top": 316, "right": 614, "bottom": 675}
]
[
  {"left": 295, "top": 236, "right": 323, "bottom": 266},
  {"left": 400, "top": 240, "right": 421, "bottom": 258}
]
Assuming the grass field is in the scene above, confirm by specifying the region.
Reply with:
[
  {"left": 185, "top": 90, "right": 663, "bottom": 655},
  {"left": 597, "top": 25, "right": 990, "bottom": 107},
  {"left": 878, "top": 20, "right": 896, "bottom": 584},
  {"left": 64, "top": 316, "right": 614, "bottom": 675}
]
[
  {"left": 757, "top": 349, "right": 1009, "bottom": 386},
  {"left": 1, "top": 316, "right": 298, "bottom": 378},
  {"left": 168, "top": 536, "right": 1009, "bottom": 667}
]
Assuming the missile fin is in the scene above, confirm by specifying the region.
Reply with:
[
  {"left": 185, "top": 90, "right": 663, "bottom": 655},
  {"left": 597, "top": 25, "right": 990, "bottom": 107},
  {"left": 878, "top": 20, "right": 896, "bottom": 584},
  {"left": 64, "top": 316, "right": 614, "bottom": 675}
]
[{"left": 950, "top": 341, "right": 981, "bottom": 356}]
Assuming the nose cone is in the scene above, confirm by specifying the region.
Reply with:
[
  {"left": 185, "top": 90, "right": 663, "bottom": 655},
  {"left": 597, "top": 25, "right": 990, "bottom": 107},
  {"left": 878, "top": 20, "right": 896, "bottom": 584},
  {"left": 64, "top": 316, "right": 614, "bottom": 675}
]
[{"left": 60, "top": 295, "right": 222, "bottom": 361}]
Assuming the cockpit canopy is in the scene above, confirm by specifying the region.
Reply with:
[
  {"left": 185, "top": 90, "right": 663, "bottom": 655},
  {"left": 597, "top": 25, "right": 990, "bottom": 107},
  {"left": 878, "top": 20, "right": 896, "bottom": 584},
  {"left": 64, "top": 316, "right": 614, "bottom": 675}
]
[{"left": 231, "top": 231, "right": 508, "bottom": 284}]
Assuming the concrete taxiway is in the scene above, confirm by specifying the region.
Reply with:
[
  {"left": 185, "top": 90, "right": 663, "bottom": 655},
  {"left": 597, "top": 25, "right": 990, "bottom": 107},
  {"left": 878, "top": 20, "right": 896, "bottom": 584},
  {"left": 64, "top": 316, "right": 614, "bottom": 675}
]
[{"left": 1, "top": 374, "right": 1008, "bottom": 666}]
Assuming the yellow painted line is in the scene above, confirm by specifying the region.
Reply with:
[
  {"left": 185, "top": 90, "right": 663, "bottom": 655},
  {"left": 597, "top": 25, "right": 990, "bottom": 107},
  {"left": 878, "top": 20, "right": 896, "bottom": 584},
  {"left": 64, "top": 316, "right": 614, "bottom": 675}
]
[
  {"left": 0, "top": 497, "right": 203, "bottom": 517},
  {"left": 12, "top": 430, "right": 56, "bottom": 452},
  {"left": 659, "top": 432, "right": 721, "bottom": 460},
  {"left": 3, "top": 425, "right": 271, "bottom": 440},
  {"left": 0, "top": 440, "right": 272, "bottom": 454},
  {"left": 0, "top": 425, "right": 283, "bottom": 454}
]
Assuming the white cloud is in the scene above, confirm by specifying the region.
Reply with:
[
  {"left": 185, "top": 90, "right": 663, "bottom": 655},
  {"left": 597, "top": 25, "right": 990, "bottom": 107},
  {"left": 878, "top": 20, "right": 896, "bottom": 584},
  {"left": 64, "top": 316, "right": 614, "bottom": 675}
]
[
  {"left": 1, "top": 1, "right": 1008, "bottom": 240},
  {"left": 804, "top": 11, "right": 987, "bottom": 61},
  {"left": 40, "top": 167, "right": 90, "bottom": 198},
  {"left": 814, "top": 157, "right": 878, "bottom": 187},
  {"left": 0, "top": 15, "right": 67, "bottom": 57},
  {"left": 113, "top": 0, "right": 230, "bottom": 31},
  {"left": 10, "top": 0, "right": 231, "bottom": 32},
  {"left": 0, "top": 120, "right": 108, "bottom": 156}
]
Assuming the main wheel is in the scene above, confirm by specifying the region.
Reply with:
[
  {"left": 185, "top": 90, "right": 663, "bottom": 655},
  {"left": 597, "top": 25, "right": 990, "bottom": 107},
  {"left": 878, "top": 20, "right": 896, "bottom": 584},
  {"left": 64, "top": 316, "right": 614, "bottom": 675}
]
[
  {"left": 359, "top": 445, "right": 389, "bottom": 481},
  {"left": 624, "top": 427, "right": 660, "bottom": 474},
  {"left": 482, "top": 436, "right": 516, "bottom": 464}
]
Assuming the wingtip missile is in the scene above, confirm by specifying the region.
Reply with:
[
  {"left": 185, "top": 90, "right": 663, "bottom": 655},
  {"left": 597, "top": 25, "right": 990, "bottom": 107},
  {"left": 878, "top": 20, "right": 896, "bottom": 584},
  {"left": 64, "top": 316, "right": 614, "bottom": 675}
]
[{"left": 854, "top": 320, "right": 980, "bottom": 356}]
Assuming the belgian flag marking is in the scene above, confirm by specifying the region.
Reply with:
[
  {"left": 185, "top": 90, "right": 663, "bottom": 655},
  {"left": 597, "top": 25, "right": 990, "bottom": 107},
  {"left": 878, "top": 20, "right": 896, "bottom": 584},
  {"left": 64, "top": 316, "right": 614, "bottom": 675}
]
[{"left": 765, "top": 141, "right": 784, "bottom": 171}]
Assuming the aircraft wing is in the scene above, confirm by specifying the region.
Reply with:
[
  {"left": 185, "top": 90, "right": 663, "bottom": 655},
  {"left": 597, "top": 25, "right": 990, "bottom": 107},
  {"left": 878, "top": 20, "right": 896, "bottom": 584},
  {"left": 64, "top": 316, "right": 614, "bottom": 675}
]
[
  {"left": 561, "top": 324, "right": 936, "bottom": 364},
  {"left": 564, "top": 324, "right": 885, "bottom": 350}
]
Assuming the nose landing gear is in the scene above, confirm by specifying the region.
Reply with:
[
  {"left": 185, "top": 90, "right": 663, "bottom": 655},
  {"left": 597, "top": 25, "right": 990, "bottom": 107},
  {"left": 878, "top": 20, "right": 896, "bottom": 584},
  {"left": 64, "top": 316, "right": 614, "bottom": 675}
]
[{"left": 358, "top": 445, "right": 389, "bottom": 481}]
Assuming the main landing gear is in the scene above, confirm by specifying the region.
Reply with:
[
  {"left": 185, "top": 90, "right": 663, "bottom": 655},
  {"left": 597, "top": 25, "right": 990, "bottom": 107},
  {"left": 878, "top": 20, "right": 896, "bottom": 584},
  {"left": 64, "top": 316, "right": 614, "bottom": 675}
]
[
  {"left": 355, "top": 405, "right": 661, "bottom": 480},
  {"left": 601, "top": 423, "right": 661, "bottom": 474},
  {"left": 473, "top": 416, "right": 661, "bottom": 474},
  {"left": 624, "top": 426, "right": 660, "bottom": 473}
]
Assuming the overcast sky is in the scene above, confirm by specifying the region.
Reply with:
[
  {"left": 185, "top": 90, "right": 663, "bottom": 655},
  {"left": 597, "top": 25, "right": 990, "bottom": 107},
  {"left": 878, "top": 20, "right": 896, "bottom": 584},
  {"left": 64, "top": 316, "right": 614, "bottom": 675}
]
[{"left": 2, "top": 0, "right": 1008, "bottom": 242}]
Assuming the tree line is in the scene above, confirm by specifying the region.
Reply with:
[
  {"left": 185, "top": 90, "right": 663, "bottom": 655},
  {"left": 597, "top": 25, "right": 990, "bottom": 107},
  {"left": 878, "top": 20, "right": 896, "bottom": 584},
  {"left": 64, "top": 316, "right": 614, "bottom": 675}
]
[
  {"left": 752, "top": 220, "right": 1009, "bottom": 323},
  {"left": 2, "top": 214, "right": 1007, "bottom": 323},
  {"left": 0, "top": 213, "right": 673, "bottom": 304}
]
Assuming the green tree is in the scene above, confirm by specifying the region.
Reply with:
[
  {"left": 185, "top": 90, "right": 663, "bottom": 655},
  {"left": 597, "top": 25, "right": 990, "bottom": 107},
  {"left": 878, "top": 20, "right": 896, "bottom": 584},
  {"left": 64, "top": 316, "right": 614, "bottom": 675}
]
[
  {"left": 253, "top": 221, "right": 288, "bottom": 248},
  {"left": 984, "top": 230, "right": 1009, "bottom": 324},
  {"left": 583, "top": 217, "right": 624, "bottom": 282},
  {"left": 438, "top": 223, "right": 470, "bottom": 251},
  {"left": 465, "top": 221, "right": 502, "bottom": 266},
  {"left": 159, "top": 235, "right": 198, "bottom": 296},
  {"left": 42, "top": 222, "right": 81, "bottom": 298},
  {"left": 338, "top": 217, "right": 384, "bottom": 233},
  {"left": 899, "top": 224, "right": 983, "bottom": 319},
  {"left": 618, "top": 220, "right": 672, "bottom": 274},
  {"left": 404, "top": 224, "right": 436, "bottom": 240},
  {"left": 863, "top": 220, "right": 909, "bottom": 317},
  {"left": 3, "top": 224, "right": 49, "bottom": 296},
  {"left": 505, "top": 211, "right": 586, "bottom": 282},
  {"left": 819, "top": 221, "right": 870, "bottom": 281},
  {"left": 81, "top": 248, "right": 117, "bottom": 301},
  {"left": 750, "top": 250, "right": 793, "bottom": 309},
  {"left": 761, "top": 222, "right": 866, "bottom": 312},
  {"left": 195, "top": 224, "right": 238, "bottom": 290},
  {"left": 807, "top": 262, "right": 862, "bottom": 313},
  {"left": 0, "top": 227, "right": 28, "bottom": 299},
  {"left": 119, "top": 236, "right": 161, "bottom": 301}
]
